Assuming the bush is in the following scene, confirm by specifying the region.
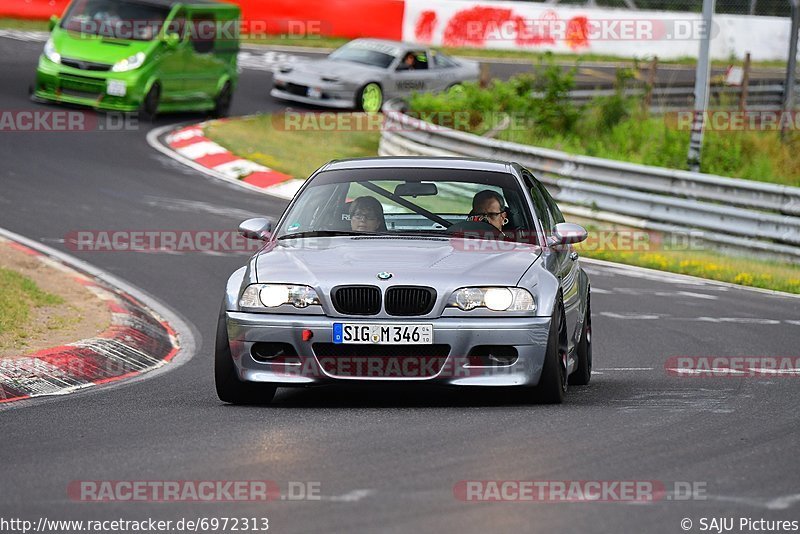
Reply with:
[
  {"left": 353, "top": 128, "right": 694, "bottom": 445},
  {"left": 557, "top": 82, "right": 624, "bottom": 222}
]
[{"left": 407, "top": 57, "right": 800, "bottom": 186}]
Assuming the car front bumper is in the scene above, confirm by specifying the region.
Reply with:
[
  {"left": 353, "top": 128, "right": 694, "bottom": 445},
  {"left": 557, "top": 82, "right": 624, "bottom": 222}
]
[
  {"left": 226, "top": 312, "right": 551, "bottom": 387},
  {"left": 270, "top": 87, "right": 354, "bottom": 109},
  {"left": 34, "top": 55, "right": 146, "bottom": 112}
]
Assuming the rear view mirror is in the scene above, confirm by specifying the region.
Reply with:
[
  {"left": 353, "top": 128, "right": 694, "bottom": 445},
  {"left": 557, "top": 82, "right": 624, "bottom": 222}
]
[
  {"left": 394, "top": 182, "right": 438, "bottom": 197},
  {"left": 238, "top": 218, "right": 272, "bottom": 240},
  {"left": 163, "top": 32, "right": 181, "bottom": 48},
  {"left": 49, "top": 15, "right": 59, "bottom": 32},
  {"left": 551, "top": 222, "right": 588, "bottom": 245}
]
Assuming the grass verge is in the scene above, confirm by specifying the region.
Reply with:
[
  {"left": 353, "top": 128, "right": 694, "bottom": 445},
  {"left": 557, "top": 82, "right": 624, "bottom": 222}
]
[
  {"left": 204, "top": 113, "right": 800, "bottom": 294},
  {"left": 0, "top": 268, "right": 63, "bottom": 339},
  {"left": 572, "top": 221, "right": 800, "bottom": 294},
  {"left": 204, "top": 113, "right": 380, "bottom": 178}
]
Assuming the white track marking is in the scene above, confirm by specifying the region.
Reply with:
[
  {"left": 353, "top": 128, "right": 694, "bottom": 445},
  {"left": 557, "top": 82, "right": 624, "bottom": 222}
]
[
  {"left": 600, "top": 312, "right": 661, "bottom": 320},
  {"left": 318, "top": 489, "right": 375, "bottom": 502},
  {"left": 676, "top": 291, "right": 719, "bottom": 300},
  {"left": 690, "top": 317, "right": 782, "bottom": 325},
  {"left": 582, "top": 258, "right": 800, "bottom": 299},
  {"left": 596, "top": 367, "right": 654, "bottom": 371}
]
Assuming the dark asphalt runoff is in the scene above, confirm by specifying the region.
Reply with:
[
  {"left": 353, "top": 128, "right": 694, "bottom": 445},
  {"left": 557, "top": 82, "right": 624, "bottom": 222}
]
[{"left": 1, "top": 36, "right": 799, "bottom": 534}]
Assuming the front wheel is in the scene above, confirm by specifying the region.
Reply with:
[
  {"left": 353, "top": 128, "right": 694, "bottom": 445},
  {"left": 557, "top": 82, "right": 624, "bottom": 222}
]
[
  {"left": 215, "top": 306, "right": 277, "bottom": 405},
  {"left": 568, "top": 294, "right": 592, "bottom": 386},
  {"left": 356, "top": 82, "right": 383, "bottom": 113},
  {"left": 140, "top": 83, "right": 160, "bottom": 122},
  {"left": 534, "top": 298, "right": 568, "bottom": 404},
  {"left": 211, "top": 81, "right": 232, "bottom": 118}
]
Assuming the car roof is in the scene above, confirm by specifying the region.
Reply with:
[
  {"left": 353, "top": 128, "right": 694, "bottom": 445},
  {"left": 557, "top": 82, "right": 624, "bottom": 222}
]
[
  {"left": 348, "top": 38, "right": 429, "bottom": 52},
  {"left": 321, "top": 156, "right": 514, "bottom": 173}
]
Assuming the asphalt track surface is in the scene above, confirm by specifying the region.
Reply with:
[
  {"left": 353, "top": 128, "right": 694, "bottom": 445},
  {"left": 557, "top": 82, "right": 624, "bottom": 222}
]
[{"left": 1, "top": 36, "right": 799, "bottom": 533}]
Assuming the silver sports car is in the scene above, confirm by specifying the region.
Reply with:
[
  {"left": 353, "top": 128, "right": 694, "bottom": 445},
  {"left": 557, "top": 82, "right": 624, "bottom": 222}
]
[
  {"left": 270, "top": 39, "right": 480, "bottom": 112},
  {"left": 216, "top": 157, "right": 592, "bottom": 405}
]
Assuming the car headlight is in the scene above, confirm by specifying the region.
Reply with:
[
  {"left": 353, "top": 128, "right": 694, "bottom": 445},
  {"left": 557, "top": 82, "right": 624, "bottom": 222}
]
[
  {"left": 447, "top": 287, "right": 535, "bottom": 312},
  {"left": 111, "top": 52, "right": 146, "bottom": 72},
  {"left": 239, "top": 284, "right": 321, "bottom": 309},
  {"left": 44, "top": 38, "right": 60, "bottom": 64},
  {"left": 320, "top": 75, "right": 340, "bottom": 83}
]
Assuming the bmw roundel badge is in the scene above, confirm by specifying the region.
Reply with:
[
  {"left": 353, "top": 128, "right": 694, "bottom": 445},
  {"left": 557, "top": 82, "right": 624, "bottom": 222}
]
[{"left": 377, "top": 272, "right": 393, "bottom": 280}]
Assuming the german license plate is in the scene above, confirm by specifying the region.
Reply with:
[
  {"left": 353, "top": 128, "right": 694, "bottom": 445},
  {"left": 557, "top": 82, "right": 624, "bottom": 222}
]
[
  {"left": 107, "top": 80, "right": 126, "bottom": 97},
  {"left": 333, "top": 323, "right": 433, "bottom": 344}
]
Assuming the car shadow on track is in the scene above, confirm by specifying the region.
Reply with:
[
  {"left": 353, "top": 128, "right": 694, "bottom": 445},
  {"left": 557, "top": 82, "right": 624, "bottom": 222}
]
[{"left": 228, "top": 381, "right": 614, "bottom": 409}]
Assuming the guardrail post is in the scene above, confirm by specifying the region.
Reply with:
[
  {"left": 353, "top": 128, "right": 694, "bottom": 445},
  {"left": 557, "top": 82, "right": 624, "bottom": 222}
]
[
  {"left": 782, "top": 0, "right": 799, "bottom": 140},
  {"left": 479, "top": 63, "right": 490, "bottom": 88},
  {"left": 643, "top": 56, "right": 658, "bottom": 115},
  {"left": 687, "top": 0, "right": 715, "bottom": 172},
  {"left": 739, "top": 52, "right": 751, "bottom": 112}
]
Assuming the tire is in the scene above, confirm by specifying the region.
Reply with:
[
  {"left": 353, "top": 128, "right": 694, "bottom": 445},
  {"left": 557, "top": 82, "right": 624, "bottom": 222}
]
[
  {"left": 140, "top": 83, "right": 160, "bottom": 122},
  {"left": 534, "top": 298, "right": 568, "bottom": 404},
  {"left": 568, "top": 294, "right": 592, "bottom": 386},
  {"left": 356, "top": 82, "right": 383, "bottom": 113},
  {"left": 211, "top": 81, "right": 232, "bottom": 118},
  {"left": 215, "top": 305, "right": 277, "bottom": 405},
  {"left": 446, "top": 83, "right": 465, "bottom": 95}
]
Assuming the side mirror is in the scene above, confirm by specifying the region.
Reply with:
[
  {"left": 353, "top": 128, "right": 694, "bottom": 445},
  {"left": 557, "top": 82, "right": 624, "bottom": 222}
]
[
  {"left": 163, "top": 32, "right": 180, "bottom": 48},
  {"left": 238, "top": 218, "right": 272, "bottom": 241},
  {"left": 551, "top": 222, "right": 587, "bottom": 245},
  {"left": 49, "top": 15, "right": 59, "bottom": 32}
]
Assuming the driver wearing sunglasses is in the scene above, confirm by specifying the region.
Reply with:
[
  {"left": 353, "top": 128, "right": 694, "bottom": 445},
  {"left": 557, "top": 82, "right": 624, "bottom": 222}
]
[{"left": 469, "top": 189, "right": 509, "bottom": 236}]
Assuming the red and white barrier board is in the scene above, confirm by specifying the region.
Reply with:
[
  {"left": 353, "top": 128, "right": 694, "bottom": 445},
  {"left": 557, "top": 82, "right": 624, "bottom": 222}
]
[
  {"left": 1, "top": 0, "right": 792, "bottom": 62},
  {"left": 401, "top": 0, "right": 791, "bottom": 61}
]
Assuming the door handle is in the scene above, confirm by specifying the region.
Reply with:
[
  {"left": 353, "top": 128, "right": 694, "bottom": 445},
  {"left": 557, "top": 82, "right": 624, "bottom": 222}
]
[{"left": 570, "top": 251, "right": 579, "bottom": 261}]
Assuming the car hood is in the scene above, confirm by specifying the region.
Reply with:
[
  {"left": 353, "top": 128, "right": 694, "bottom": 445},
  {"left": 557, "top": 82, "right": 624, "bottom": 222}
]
[
  {"left": 283, "top": 58, "right": 379, "bottom": 80},
  {"left": 51, "top": 28, "right": 154, "bottom": 64},
  {"left": 255, "top": 237, "right": 541, "bottom": 289}
]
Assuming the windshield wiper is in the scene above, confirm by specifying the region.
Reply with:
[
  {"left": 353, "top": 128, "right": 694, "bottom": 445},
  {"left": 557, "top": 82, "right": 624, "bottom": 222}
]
[
  {"left": 277, "top": 230, "right": 364, "bottom": 240},
  {"left": 390, "top": 230, "right": 451, "bottom": 238}
]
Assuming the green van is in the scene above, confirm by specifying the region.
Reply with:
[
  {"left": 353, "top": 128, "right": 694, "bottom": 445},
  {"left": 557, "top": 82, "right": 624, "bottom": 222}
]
[{"left": 33, "top": 0, "right": 240, "bottom": 118}]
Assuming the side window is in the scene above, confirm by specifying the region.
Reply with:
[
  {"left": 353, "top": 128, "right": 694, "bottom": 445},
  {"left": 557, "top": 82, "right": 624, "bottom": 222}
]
[
  {"left": 522, "top": 172, "right": 552, "bottom": 235},
  {"left": 411, "top": 51, "right": 428, "bottom": 70},
  {"left": 542, "top": 186, "right": 565, "bottom": 224},
  {"left": 431, "top": 51, "right": 456, "bottom": 69},
  {"left": 189, "top": 14, "right": 215, "bottom": 54}
]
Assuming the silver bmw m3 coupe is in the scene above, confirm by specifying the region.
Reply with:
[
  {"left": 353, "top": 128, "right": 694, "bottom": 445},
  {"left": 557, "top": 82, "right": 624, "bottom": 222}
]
[{"left": 216, "top": 157, "right": 592, "bottom": 404}]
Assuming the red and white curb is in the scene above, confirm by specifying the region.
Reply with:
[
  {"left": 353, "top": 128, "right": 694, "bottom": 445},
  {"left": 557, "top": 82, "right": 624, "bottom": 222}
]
[
  {"left": 157, "top": 122, "right": 304, "bottom": 200},
  {"left": 0, "top": 229, "right": 193, "bottom": 406}
]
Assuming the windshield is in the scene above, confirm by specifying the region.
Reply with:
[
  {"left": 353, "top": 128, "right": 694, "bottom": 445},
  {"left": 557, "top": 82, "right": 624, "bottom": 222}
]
[
  {"left": 275, "top": 167, "right": 538, "bottom": 244},
  {"left": 328, "top": 42, "right": 397, "bottom": 69},
  {"left": 60, "top": 0, "right": 171, "bottom": 41}
]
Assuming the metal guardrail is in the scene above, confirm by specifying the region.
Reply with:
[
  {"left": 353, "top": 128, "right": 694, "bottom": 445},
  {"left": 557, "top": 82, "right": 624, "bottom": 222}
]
[
  {"left": 562, "top": 83, "right": 798, "bottom": 112},
  {"left": 379, "top": 99, "right": 800, "bottom": 261}
]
